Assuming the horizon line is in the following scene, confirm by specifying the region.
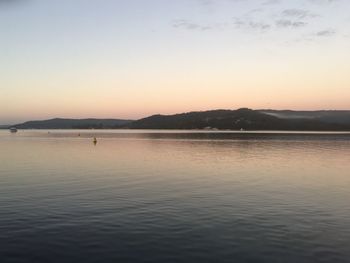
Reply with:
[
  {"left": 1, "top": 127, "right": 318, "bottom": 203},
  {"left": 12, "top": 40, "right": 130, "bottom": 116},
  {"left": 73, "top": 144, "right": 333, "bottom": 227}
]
[{"left": 2, "top": 107, "right": 350, "bottom": 126}]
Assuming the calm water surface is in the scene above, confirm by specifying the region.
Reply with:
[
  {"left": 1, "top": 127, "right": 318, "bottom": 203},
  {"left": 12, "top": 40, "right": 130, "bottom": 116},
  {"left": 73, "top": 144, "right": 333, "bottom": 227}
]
[{"left": 1, "top": 130, "right": 350, "bottom": 263}]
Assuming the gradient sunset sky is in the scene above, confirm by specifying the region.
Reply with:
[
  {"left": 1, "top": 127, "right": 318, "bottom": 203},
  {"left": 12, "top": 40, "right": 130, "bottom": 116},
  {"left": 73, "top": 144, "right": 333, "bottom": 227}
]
[{"left": 1, "top": 0, "right": 349, "bottom": 124}]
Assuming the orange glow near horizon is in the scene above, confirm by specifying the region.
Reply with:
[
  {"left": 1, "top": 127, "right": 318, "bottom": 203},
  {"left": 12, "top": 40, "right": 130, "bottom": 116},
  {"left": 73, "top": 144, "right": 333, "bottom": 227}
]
[{"left": 1, "top": 0, "right": 349, "bottom": 124}]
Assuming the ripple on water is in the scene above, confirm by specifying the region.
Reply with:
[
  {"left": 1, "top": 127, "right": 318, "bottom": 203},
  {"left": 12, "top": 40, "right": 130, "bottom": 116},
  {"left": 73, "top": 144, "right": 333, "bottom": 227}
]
[{"left": 1, "top": 131, "right": 350, "bottom": 262}]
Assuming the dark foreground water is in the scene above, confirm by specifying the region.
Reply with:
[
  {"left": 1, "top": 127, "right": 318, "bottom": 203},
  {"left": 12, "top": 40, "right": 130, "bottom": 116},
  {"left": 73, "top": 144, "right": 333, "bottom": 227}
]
[{"left": 1, "top": 130, "right": 350, "bottom": 263}]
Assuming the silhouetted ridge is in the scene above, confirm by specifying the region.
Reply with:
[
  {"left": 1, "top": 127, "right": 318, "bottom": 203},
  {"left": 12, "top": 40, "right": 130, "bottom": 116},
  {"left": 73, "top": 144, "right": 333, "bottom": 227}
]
[
  {"left": 127, "top": 108, "right": 350, "bottom": 130},
  {"left": 8, "top": 109, "right": 350, "bottom": 130},
  {"left": 14, "top": 118, "right": 133, "bottom": 129},
  {"left": 129, "top": 108, "right": 275, "bottom": 130}
]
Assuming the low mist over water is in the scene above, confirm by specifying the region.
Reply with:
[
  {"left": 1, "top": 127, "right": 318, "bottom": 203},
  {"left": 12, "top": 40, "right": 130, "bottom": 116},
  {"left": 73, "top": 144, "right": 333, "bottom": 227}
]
[{"left": 1, "top": 130, "right": 350, "bottom": 262}]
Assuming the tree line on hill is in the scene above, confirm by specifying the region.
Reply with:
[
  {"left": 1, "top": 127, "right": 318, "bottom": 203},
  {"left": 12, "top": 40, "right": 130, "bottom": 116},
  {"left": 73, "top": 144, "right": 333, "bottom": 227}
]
[{"left": 4, "top": 108, "right": 350, "bottom": 131}]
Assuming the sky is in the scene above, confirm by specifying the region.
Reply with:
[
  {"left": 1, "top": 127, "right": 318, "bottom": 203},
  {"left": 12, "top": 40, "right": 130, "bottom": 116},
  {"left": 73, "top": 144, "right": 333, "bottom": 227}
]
[{"left": 1, "top": 0, "right": 350, "bottom": 124}]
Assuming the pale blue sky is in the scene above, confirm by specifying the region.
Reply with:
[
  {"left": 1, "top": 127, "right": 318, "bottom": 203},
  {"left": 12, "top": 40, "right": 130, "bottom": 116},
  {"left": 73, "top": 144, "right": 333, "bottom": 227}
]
[{"left": 1, "top": 0, "right": 350, "bottom": 124}]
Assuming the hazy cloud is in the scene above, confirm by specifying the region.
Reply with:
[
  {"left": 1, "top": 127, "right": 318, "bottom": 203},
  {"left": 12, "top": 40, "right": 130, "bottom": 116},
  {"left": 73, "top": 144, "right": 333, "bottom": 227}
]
[
  {"left": 172, "top": 19, "right": 212, "bottom": 31},
  {"left": 282, "top": 9, "right": 319, "bottom": 19},
  {"left": 172, "top": 19, "right": 229, "bottom": 31},
  {"left": 262, "top": 0, "right": 281, "bottom": 5},
  {"left": 172, "top": 0, "right": 344, "bottom": 43},
  {"left": 197, "top": 0, "right": 213, "bottom": 6},
  {"left": 308, "top": 0, "right": 340, "bottom": 4},
  {"left": 0, "top": 0, "right": 25, "bottom": 5},
  {"left": 233, "top": 17, "right": 271, "bottom": 31},
  {"left": 316, "top": 29, "right": 336, "bottom": 36},
  {"left": 275, "top": 19, "right": 307, "bottom": 28},
  {"left": 248, "top": 21, "right": 271, "bottom": 30}
]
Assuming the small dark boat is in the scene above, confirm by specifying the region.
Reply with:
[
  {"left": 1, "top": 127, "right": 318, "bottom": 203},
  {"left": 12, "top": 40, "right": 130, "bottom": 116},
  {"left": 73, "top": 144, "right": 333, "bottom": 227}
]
[{"left": 10, "top": 127, "right": 18, "bottom": 133}]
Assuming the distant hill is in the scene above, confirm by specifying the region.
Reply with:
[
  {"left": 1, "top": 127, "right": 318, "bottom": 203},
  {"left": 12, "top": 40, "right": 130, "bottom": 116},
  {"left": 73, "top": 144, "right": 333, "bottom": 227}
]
[
  {"left": 14, "top": 118, "right": 133, "bottom": 129},
  {"left": 127, "top": 108, "right": 350, "bottom": 131},
  {"left": 7, "top": 109, "right": 350, "bottom": 130},
  {"left": 128, "top": 108, "right": 277, "bottom": 129}
]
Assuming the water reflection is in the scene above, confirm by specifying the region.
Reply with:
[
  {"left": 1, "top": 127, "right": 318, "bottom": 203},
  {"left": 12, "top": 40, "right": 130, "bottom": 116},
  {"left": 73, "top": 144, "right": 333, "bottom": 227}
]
[{"left": 0, "top": 130, "right": 350, "bottom": 262}]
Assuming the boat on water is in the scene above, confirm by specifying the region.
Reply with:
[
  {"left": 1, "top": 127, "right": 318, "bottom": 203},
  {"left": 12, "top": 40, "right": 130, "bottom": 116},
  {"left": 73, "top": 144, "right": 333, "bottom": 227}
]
[{"left": 9, "top": 127, "right": 18, "bottom": 133}]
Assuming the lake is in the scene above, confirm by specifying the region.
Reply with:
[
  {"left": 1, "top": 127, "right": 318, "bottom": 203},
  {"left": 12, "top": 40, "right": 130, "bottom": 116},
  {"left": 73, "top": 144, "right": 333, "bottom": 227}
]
[{"left": 1, "top": 130, "right": 350, "bottom": 263}]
